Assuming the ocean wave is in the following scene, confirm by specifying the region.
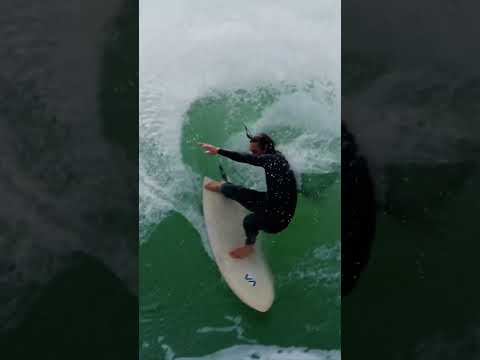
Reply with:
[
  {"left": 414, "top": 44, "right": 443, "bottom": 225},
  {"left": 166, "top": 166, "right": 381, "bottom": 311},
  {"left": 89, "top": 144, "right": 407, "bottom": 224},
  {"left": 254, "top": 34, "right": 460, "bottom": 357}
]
[{"left": 140, "top": 0, "right": 340, "bottom": 245}]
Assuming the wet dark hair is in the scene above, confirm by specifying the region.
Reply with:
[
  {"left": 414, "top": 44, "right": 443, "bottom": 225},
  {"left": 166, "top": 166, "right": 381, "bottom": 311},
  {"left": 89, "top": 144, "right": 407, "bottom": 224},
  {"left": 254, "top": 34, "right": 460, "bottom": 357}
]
[{"left": 249, "top": 133, "right": 276, "bottom": 153}]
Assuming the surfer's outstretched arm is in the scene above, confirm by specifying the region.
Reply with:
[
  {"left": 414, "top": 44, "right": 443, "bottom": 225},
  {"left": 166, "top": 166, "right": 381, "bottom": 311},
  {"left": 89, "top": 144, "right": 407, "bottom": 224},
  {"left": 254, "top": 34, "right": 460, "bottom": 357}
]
[
  {"left": 199, "top": 143, "right": 266, "bottom": 167},
  {"left": 217, "top": 148, "right": 264, "bottom": 167}
]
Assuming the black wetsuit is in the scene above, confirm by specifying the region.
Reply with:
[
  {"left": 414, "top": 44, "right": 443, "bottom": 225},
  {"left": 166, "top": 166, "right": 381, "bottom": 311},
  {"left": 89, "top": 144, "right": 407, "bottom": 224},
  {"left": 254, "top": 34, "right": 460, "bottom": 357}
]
[{"left": 218, "top": 148, "right": 298, "bottom": 245}]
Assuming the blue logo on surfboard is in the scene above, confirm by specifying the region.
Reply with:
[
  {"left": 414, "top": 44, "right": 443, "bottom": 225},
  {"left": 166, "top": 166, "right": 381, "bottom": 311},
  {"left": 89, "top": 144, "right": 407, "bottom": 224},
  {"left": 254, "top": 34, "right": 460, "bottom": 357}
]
[{"left": 244, "top": 273, "right": 256, "bottom": 287}]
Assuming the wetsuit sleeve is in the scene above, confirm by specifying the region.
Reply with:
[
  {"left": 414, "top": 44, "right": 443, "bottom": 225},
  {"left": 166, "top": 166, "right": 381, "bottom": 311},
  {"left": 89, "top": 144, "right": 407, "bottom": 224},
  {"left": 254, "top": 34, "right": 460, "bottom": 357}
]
[{"left": 218, "top": 148, "right": 265, "bottom": 167}]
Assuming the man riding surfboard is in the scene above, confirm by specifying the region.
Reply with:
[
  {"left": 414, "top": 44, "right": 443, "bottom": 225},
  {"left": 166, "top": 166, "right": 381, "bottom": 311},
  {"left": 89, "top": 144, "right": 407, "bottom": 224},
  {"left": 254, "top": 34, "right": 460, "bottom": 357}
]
[{"left": 200, "top": 133, "right": 298, "bottom": 259}]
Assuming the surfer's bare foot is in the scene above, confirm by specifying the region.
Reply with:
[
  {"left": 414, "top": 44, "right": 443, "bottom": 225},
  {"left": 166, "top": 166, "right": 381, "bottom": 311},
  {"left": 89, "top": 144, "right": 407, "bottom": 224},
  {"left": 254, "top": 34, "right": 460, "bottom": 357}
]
[
  {"left": 229, "top": 245, "right": 254, "bottom": 259},
  {"left": 204, "top": 180, "right": 225, "bottom": 192}
]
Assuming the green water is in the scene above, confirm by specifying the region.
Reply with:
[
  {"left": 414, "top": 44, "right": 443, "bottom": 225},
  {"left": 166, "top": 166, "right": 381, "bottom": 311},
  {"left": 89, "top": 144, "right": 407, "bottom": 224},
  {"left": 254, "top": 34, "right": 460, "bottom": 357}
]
[{"left": 140, "top": 88, "right": 340, "bottom": 358}]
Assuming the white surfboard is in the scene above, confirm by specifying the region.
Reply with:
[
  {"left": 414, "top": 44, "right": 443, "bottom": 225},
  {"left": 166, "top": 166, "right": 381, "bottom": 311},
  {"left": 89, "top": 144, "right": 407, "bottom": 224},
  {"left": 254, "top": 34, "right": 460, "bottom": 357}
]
[{"left": 202, "top": 177, "right": 274, "bottom": 312}]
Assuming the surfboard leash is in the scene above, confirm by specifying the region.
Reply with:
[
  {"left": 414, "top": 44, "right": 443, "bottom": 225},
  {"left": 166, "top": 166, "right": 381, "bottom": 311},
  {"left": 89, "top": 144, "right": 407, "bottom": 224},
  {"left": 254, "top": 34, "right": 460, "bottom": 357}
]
[{"left": 218, "top": 163, "right": 228, "bottom": 182}]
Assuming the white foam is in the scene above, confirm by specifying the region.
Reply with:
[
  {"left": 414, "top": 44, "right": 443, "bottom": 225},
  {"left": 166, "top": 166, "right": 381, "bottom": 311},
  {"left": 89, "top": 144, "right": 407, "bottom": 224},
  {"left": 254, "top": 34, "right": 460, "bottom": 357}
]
[
  {"left": 156, "top": 335, "right": 340, "bottom": 360},
  {"left": 196, "top": 315, "right": 257, "bottom": 344},
  {"left": 252, "top": 89, "right": 340, "bottom": 175},
  {"left": 176, "top": 345, "right": 340, "bottom": 360},
  {"left": 279, "top": 244, "right": 340, "bottom": 289}
]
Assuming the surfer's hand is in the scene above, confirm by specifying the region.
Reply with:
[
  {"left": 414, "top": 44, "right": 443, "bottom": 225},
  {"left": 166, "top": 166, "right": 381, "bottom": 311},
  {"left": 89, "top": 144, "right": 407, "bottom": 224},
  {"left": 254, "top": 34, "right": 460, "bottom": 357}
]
[{"left": 199, "top": 143, "right": 219, "bottom": 155}]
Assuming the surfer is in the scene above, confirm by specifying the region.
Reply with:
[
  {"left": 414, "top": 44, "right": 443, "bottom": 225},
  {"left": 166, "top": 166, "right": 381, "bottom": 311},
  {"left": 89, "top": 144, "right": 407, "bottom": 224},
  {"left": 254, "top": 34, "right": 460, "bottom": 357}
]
[{"left": 200, "top": 133, "right": 297, "bottom": 259}]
